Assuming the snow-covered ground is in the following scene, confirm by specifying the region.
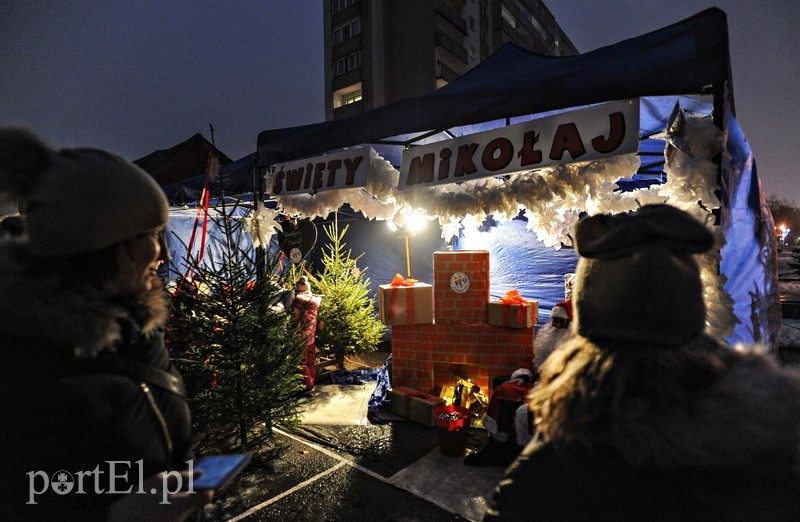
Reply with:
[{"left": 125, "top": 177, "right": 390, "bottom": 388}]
[
  {"left": 779, "top": 320, "right": 800, "bottom": 349},
  {"left": 777, "top": 251, "right": 800, "bottom": 350}
]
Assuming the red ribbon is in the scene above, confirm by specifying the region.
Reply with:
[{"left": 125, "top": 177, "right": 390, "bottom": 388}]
[
  {"left": 388, "top": 274, "right": 419, "bottom": 324},
  {"left": 389, "top": 284, "right": 416, "bottom": 324},
  {"left": 403, "top": 391, "right": 434, "bottom": 419},
  {"left": 502, "top": 304, "right": 515, "bottom": 326}
]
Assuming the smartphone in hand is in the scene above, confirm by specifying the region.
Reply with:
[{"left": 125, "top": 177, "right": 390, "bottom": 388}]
[{"left": 192, "top": 453, "right": 252, "bottom": 490}]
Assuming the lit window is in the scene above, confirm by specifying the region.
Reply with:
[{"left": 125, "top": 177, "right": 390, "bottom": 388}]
[
  {"left": 333, "top": 82, "right": 362, "bottom": 108},
  {"left": 344, "top": 92, "right": 362, "bottom": 105}
]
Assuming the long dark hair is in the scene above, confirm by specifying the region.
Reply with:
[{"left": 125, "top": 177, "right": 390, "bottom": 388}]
[{"left": 530, "top": 334, "right": 734, "bottom": 463}]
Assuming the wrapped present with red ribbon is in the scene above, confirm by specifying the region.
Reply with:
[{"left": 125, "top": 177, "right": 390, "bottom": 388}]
[
  {"left": 487, "top": 290, "right": 538, "bottom": 328},
  {"left": 378, "top": 273, "right": 433, "bottom": 325},
  {"left": 385, "top": 386, "right": 446, "bottom": 427}
]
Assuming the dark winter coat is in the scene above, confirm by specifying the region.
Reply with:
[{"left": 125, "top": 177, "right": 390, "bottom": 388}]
[
  {"left": 0, "top": 247, "right": 192, "bottom": 520},
  {"left": 484, "top": 341, "right": 800, "bottom": 521},
  {"left": 484, "top": 440, "right": 800, "bottom": 521}
]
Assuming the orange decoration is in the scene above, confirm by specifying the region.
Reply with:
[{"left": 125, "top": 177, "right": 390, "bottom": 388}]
[
  {"left": 498, "top": 289, "right": 532, "bottom": 324},
  {"left": 390, "top": 273, "right": 418, "bottom": 287},
  {"left": 499, "top": 289, "right": 530, "bottom": 304}
]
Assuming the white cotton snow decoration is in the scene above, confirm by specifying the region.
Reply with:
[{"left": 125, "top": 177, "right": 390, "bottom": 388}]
[
  {"left": 268, "top": 148, "right": 647, "bottom": 250},
  {"left": 274, "top": 190, "right": 345, "bottom": 220},
  {"left": 244, "top": 203, "right": 281, "bottom": 249},
  {"left": 659, "top": 112, "right": 735, "bottom": 340},
  {"left": 661, "top": 114, "right": 724, "bottom": 213},
  {"left": 440, "top": 216, "right": 462, "bottom": 243},
  {"left": 365, "top": 149, "right": 399, "bottom": 203}
]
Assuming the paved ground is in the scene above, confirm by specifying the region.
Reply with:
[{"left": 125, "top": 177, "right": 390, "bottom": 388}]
[
  {"left": 201, "top": 344, "right": 502, "bottom": 521},
  {"left": 205, "top": 418, "right": 497, "bottom": 521}
]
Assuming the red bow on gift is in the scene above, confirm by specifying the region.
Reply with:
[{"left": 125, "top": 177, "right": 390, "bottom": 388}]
[
  {"left": 499, "top": 289, "right": 530, "bottom": 304},
  {"left": 499, "top": 289, "right": 532, "bottom": 324},
  {"left": 391, "top": 273, "right": 418, "bottom": 287}
]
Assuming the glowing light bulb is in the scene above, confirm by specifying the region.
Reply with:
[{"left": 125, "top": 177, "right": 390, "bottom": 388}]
[{"left": 406, "top": 212, "right": 428, "bottom": 233}]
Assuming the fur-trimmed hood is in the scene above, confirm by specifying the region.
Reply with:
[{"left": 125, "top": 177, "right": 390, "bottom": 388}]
[
  {"left": 0, "top": 243, "right": 168, "bottom": 358},
  {"left": 533, "top": 335, "right": 800, "bottom": 471}
]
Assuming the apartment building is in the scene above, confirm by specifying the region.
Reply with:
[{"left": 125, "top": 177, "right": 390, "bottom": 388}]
[{"left": 323, "top": 0, "right": 577, "bottom": 120}]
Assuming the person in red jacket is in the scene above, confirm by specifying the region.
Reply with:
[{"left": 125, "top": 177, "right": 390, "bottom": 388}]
[{"left": 465, "top": 300, "right": 572, "bottom": 466}]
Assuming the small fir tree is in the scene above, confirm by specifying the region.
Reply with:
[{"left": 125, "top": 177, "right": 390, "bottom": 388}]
[
  {"left": 167, "top": 202, "right": 306, "bottom": 451},
  {"left": 310, "top": 217, "right": 386, "bottom": 363}
]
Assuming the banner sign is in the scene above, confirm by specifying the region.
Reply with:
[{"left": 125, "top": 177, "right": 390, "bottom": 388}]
[
  {"left": 269, "top": 146, "right": 371, "bottom": 196},
  {"left": 399, "top": 99, "right": 639, "bottom": 190}
]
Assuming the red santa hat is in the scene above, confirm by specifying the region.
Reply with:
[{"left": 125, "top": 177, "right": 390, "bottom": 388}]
[{"left": 552, "top": 300, "right": 573, "bottom": 321}]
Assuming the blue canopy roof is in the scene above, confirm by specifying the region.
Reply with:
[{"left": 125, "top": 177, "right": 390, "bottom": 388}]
[{"left": 257, "top": 8, "right": 731, "bottom": 166}]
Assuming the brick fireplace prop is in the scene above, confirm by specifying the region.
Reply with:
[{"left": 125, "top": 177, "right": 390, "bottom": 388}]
[
  {"left": 389, "top": 250, "right": 536, "bottom": 395},
  {"left": 391, "top": 322, "right": 535, "bottom": 395}
]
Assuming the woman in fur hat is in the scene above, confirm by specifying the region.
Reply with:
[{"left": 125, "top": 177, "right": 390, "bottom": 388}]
[
  {"left": 0, "top": 128, "right": 212, "bottom": 520},
  {"left": 484, "top": 205, "right": 800, "bottom": 521}
]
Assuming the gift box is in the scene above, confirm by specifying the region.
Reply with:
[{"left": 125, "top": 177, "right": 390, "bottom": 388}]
[
  {"left": 433, "top": 250, "right": 490, "bottom": 324},
  {"left": 385, "top": 386, "right": 446, "bottom": 427},
  {"left": 378, "top": 283, "right": 433, "bottom": 325},
  {"left": 487, "top": 300, "right": 538, "bottom": 329}
]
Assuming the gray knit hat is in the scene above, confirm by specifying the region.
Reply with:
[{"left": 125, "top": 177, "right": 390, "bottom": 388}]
[
  {"left": 572, "top": 204, "right": 714, "bottom": 347},
  {"left": 0, "top": 127, "right": 169, "bottom": 256}
]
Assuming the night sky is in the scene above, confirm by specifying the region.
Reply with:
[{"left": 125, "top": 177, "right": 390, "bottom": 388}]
[{"left": 2, "top": 1, "right": 799, "bottom": 202}]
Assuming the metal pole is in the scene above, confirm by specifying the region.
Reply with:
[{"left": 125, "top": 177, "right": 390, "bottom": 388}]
[{"left": 405, "top": 235, "right": 411, "bottom": 278}]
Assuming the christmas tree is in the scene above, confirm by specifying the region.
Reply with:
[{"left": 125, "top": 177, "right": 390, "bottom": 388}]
[
  {"left": 167, "top": 201, "right": 306, "bottom": 451},
  {"left": 310, "top": 216, "right": 386, "bottom": 364}
]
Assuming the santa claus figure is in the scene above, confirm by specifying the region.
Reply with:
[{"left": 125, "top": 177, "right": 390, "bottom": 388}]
[
  {"left": 533, "top": 301, "right": 572, "bottom": 369},
  {"left": 465, "top": 300, "right": 573, "bottom": 467},
  {"left": 290, "top": 276, "right": 323, "bottom": 392}
]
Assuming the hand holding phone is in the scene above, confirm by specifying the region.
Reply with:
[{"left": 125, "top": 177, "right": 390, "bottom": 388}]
[{"left": 192, "top": 453, "right": 252, "bottom": 490}]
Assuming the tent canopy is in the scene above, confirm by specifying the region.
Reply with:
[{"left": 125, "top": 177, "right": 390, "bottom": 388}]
[
  {"left": 161, "top": 153, "right": 257, "bottom": 206},
  {"left": 257, "top": 8, "right": 731, "bottom": 166},
  {"left": 135, "top": 133, "right": 233, "bottom": 187}
]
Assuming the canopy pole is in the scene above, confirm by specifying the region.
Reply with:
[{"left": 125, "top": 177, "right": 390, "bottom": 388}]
[
  {"left": 255, "top": 160, "right": 266, "bottom": 284},
  {"left": 711, "top": 81, "right": 728, "bottom": 227}
]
